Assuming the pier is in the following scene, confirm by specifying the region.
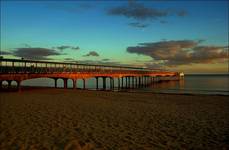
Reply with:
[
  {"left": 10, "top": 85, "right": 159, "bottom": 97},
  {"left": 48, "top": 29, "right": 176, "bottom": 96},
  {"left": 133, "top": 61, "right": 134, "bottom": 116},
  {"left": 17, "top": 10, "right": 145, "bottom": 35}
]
[{"left": 0, "top": 58, "right": 181, "bottom": 90}]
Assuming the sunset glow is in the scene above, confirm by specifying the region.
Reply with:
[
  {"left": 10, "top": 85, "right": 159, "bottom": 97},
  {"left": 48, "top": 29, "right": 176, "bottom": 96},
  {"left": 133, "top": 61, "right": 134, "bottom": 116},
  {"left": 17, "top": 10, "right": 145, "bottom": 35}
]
[{"left": 1, "top": 0, "right": 228, "bottom": 73}]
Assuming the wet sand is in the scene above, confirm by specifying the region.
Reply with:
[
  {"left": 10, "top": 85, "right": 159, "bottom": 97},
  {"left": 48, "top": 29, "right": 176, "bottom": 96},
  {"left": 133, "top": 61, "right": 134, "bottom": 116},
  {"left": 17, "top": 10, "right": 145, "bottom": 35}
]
[{"left": 0, "top": 88, "right": 229, "bottom": 149}]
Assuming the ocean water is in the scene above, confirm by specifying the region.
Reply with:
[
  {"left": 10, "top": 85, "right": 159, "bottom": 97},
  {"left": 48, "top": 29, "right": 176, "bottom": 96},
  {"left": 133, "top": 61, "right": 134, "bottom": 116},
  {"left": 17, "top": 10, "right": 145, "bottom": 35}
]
[
  {"left": 141, "top": 74, "right": 229, "bottom": 95},
  {"left": 5, "top": 74, "right": 229, "bottom": 95}
]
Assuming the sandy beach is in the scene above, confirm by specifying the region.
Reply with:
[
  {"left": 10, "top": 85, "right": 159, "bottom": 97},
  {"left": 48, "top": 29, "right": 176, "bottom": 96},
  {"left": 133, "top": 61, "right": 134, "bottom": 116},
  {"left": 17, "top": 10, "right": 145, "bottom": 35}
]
[{"left": 0, "top": 88, "right": 229, "bottom": 150}]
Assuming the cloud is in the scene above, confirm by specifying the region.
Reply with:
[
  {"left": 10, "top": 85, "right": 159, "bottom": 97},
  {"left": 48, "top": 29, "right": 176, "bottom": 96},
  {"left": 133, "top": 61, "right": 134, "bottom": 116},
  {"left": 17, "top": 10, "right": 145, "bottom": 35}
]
[
  {"left": 71, "top": 46, "right": 80, "bottom": 50},
  {"left": 63, "top": 57, "right": 141, "bottom": 68},
  {"left": 76, "top": 59, "right": 135, "bottom": 67},
  {"left": 107, "top": 1, "right": 187, "bottom": 21},
  {"left": 1, "top": 51, "right": 12, "bottom": 55},
  {"left": 22, "top": 43, "right": 31, "bottom": 48},
  {"left": 108, "top": 3, "right": 168, "bottom": 20},
  {"left": 83, "top": 51, "right": 99, "bottom": 57},
  {"left": 176, "top": 10, "right": 187, "bottom": 17},
  {"left": 64, "top": 58, "right": 76, "bottom": 61},
  {"left": 128, "top": 22, "right": 148, "bottom": 28},
  {"left": 144, "top": 62, "right": 165, "bottom": 70},
  {"left": 127, "top": 40, "right": 198, "bottom": 60},
  {"left": 127, "top": 40, "right": 228, "bottom": 67},
  {"left": 56, "top": 45, "right": 80, "bottom": 51},
  {"left": 64, "top": 58, "right": 111, "bottom": 63},
  {"left": 160, "top": 20, "right": 168, "bottom": 24},
  {"left": 56, "top": 46, "right": 71, "bottom": 51},
  {"left": 101, "top": 58, "right": 110, "bottom": 61},
  {"left": 108, "top": 2, "right": 168, "bottom": 20},
  {"left": 12, "top": 48, "right": 61, "bottom": 60}
]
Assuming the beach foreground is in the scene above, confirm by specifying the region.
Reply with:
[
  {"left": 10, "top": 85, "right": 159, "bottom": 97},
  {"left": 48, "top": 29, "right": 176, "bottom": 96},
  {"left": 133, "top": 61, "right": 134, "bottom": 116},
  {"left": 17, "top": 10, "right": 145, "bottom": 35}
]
[{"left": 0, "top": 89, "right": 229, "bottom": 150}]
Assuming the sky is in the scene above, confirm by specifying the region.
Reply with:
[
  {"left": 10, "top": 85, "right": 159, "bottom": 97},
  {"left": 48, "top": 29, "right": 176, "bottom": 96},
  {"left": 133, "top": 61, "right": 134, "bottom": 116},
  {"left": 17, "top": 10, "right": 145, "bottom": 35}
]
[{"left": 0, "top": 0, "right": 228, "bottom": 73}]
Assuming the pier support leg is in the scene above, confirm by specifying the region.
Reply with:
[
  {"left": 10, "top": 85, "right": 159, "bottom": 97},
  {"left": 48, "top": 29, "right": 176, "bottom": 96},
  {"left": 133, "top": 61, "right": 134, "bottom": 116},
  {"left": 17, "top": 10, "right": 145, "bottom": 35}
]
[
  {"left": 132, "top": 77, "right": 134, "bottom": 89},
  {"left": 110, "top": 77, "right": 113, "bottom": 90},
  {"left": 125, "top": 77, "right": 128, "bottom": 89},
  {"left": 17, "top": 81, "right": 21, "bottom": 91},
  {"left": 103, "top": 77, "right": 106, "bottom": 90},
  {"left": 121, "top": 77, "right": 124, "bottom": 89},
  {"left": 134, "top": 77, "right": 136, "bottom": 88},
  {"left": 124, "top": 77, "right": 128, "bottom": 89},
  {"left": 128, "top": 77, "right": 130, "bottom": 88},
  {"left": 63, "top": 79, "right": 67, "bottom": 89},
  {"left": 72, "top": 79, "right": 76, "bottom": 89},
  {"left": 135, "top": 77, "right": 137, "bottom": 88},
  {"left": 7, "top": 80, "right": 12, "bottom": 89},
  {"left": 143, "top": 76, "right": 145, "bottom": 87},
  {"left": 126, "top": 77, "right": 128, "bottom": 89},
  {"left": 141, "top": 77, "right": 143, "bottom": 87},
  {"left": 146, "top": 76, "right": 149, "bottom": 86},
  {"left": 118, "top": 78, "right": 120, "bottom": 90},
  {"left": 146, "top": 77, "right": 148, "bottom": 86},
  {"left": 112, "top": 78, "right": 114, "bottom": 90},
  {"left": 54, "top": 78, "right": 57, "bottom": 88},
  {"left": 143, "top": 77, "right": 144, "bottom": 87},
  {"left": 144, "top": 76, "right": 147, "bottom": 87},
  {"left": 129, "top": 77, "right": 131, "bottom": 88},
  {"left": 76, "top": 79, "right": 78, "bottom": 89},
  {"left": 142, "top": 76, "right": 144, "bottom": 87},
  {"left": 83, "top": 79, "right": 86, "bottom": 89},
  {"left": 96, "top": 77, "right": 99, "bottom": 90}
]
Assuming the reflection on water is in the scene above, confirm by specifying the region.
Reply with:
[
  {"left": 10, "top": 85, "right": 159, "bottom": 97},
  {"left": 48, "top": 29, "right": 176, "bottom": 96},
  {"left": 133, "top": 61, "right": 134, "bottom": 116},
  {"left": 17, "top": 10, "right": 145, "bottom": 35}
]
[{"left": 19, "top": 75, "right": 229, "bottom": 95}]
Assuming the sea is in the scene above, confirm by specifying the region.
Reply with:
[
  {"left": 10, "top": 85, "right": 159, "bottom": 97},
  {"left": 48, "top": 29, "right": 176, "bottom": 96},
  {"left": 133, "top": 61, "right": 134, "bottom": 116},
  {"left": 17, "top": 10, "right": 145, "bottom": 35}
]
[{"left": 7, "top": 74, "right": 229, "bottom": 95}]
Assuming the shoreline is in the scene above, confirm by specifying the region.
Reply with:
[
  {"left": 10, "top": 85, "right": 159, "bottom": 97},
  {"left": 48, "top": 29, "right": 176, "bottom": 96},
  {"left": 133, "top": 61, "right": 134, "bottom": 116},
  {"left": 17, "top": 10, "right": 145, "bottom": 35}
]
[{"left": 1, "top": 85, "right": 229, "bottom": 96}]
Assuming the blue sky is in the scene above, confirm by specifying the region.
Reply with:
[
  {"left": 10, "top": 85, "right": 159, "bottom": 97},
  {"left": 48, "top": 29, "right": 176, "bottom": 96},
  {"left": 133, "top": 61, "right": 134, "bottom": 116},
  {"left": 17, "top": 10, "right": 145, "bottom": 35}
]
[{"left": 1, "top": 0, "right": 228, "bottom": 73}]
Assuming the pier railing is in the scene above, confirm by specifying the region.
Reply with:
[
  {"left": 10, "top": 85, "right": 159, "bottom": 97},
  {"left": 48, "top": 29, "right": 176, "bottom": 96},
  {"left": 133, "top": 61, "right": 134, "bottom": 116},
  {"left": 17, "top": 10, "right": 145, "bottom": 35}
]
[{"left": 0, "top": 58, "right": 168, "bottom": 74}]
